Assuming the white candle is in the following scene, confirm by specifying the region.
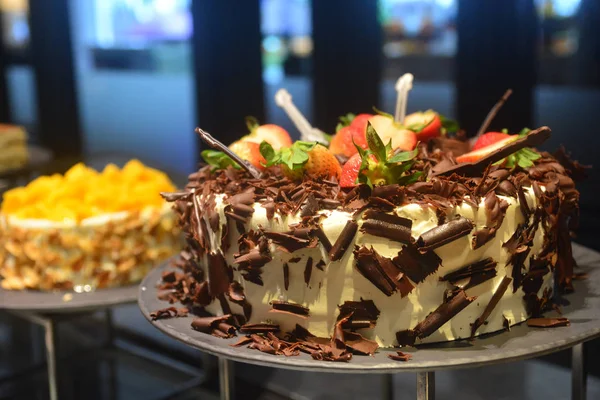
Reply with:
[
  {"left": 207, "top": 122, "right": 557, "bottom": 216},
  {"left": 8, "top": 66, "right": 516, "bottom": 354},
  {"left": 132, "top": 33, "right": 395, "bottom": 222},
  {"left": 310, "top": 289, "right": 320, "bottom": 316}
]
[
  {"left": 275, "top": 89, "right": 328, "bottom": 144},
  {"left": 394, "top": 73, "right": 414, "bottom": 124}
]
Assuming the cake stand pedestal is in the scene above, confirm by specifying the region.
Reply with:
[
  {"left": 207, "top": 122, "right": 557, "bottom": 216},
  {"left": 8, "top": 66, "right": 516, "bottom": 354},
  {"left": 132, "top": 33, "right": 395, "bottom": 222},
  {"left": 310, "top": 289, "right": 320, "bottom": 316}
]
[
  {"left": 139, "top": 243, "right": 600, "bottom": 400},
  {"left": 0, "top": 284, "right": 137, "bottom": 400}
]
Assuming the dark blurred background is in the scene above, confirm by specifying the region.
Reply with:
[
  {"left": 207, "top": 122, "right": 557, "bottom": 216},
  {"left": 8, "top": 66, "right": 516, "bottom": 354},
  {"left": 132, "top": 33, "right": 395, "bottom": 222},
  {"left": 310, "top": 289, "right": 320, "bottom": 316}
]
[{"left": 1, "top": 0, "right": 600, "bottom": 399}]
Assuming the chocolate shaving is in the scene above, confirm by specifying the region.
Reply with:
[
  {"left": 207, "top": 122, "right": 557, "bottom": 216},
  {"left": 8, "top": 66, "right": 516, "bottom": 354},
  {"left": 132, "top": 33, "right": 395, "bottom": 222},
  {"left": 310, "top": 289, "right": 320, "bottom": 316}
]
[
  {"left": 270, "top": 300, "right": 310, "bottom": 316},
  {"left": 304, "top": 257, "right": 313, "bottom": 286},
  {"left": 239, "top": 323, "right": 280, "bottom": 333},
  {"left": 413, "top": 290, "right": 476, "bottom": 339},
  {"left": 470, "top": 276, "right": 512, "bottom": 337},
  {"left": 354, "top": 246, "right": 412, "bottom": 297},
  {"left": 191, "top": 314, "right": 232, "bottom": 334},
  {"left": 264, "top": 231, "right": 311, "bottom": 253},
  {"left": 300, "top": 194, "right": 319, "bottom": 217},
  {"left": 388, "top": 351, "right": 412, "bottom": 361},
  {"left": 160, "top": 191, "right": 191, "bottom": 202},
  {"left": 343, "top": 330, "right": 379, "bottom": 355},
  {"left": 360, "top": 210, "right": 413, "bottom": 244},
  {"left": 226, "top": 281, "right": 253, "bottom": 320},
  {"left": 432, "top": 126, "right": 551, "bottom": 177},
  {"left": 393, "top": 245, "right": 442, "bottom": 284},
  {"left": 207, "top": 252, "right": 230, "bottom": 297},
  {"left": 283, "top": 263, "right": 290, "bottom": 290},
  {"left": 150, "top": 307, "right": 189, "bottom": 321},
  {"left": 329, "top": 220, "right": 358, "bottom": 261},
  {"left": 395, "top": 329, "right": 418, "bottom": 346},
  {"left": 314, "top": 226, "right": 333, "bottom": 253},
  {"left": 527, "top": 317, "right": 570, "bottom": 328},
  {"left": 315, "top": 260, "right": 326, "bottom": 271},
  {"left": 440, "top": 258, "right": 498, "bottom": 290},
  {"left": 339, "top": 300, "right": 380, "bottom": 322},
  {"left": 416, "top": 216, "right": 474, "bottom": 252}
]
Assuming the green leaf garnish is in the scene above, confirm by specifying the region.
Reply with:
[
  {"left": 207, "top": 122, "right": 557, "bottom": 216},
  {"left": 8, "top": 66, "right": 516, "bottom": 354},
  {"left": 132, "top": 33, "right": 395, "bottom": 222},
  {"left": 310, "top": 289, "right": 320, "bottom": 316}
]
[
  {"left": 335, "top": 113, "right": 356, "bottom": 132},
  {"left": 493, "top": 129, "right": 540, "bottom": 168},
  {"left": 366, "top": 122, "right": 387, "bottom": 162},
  {"left": 245, "top": 116, "right": 260, "bottom": 132},
  {"left": 501, "top": 128, "right": 509, "bottom": 134},
  {"left": 387, "top": 147, "right": 419, "bottom": 163},
  {"left": 201, "top": 150, "right": 240, "bottom": 170},
  {"left": 259, "top": 140, "right": 317, "bottom": 171},
  {"left": 439, "top": 114, "right": 459, "bottom": 135}
]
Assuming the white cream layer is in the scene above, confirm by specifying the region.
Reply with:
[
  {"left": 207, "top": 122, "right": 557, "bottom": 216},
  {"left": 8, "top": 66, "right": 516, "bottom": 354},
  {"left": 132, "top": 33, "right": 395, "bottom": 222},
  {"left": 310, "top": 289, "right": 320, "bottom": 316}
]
[{"left": 201, "top": 189, "right": 549, "bottom": 347}]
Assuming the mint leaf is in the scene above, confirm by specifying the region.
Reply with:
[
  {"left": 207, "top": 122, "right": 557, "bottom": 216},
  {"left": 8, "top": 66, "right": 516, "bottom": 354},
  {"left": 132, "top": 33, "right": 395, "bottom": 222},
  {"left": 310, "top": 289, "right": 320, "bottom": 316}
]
[
  {"left": 518, "top": 127, "right": 532, "bottom": 137},
  {"left": 201, "top": 150, "right": 240, "bottom": 170},
  {"left": 366, "top": 122, "right": 387, "bottom": 162},
  {"left": 260, "top": 141, "right": 281, "bottom": 167},
  {"left": 261, "top": 140, "right": 317, "bottom": 171},
  {"left": 439, "top": 114, "right": 459, "bottom": 134},
  {"left": 501, "top": 128, "right": 509, "bottom": 134},
  {"left": 387, "top": 147, "right": 418, "bottom": 164}
]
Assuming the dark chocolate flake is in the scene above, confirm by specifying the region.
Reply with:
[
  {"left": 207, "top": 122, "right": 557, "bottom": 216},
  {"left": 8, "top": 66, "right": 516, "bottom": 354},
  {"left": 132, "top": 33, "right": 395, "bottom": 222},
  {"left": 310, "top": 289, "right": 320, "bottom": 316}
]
[
  {"left": 527, "top": 317, "right": 570, "bottom": 328},
  {"left": 239, "top": 323, "right": 281, "bottom": 333},
  {"left": 414, "top": 290, "right": 476, "bottom": 339},
  {"left": 150, "top": 307, "right": 189, "bottom": 321},
  {"left": 304, "top": 257, "right": 313, "bottom": 286},
  {"left": 440, "top": 258, "right": 497, "bottom": 290},
  {"left": 416, "top": 216, "right": 474, "bottom": 252},
  {"left": 270, "top": 300, "right": 310, "bottom": 316},
  {"left": 283, "top": 263, "right": 290, "bottom": 290},
  {"left": 470, "top": 276, "right": 512, "bottom": 337},
  {"left": 329, "top": 220, "right": 358, "bottom": 261},
  {"left": 207, "top": 252, "right": 230, "bottom": 297},
  {"left": 353, "top": 247, "right": 396, "bottom": 296},
  {"left": 388, "top": 351, "right": 412, "bottom": 362},
  {"left": 393, "top": 246, "right": 441, "bottom": 284},
  {"left": 264, "top": 231, "right": 311, "bottom": 253},
  {"left": 360, "top": 210, "right": 413, "bottom": 244}
]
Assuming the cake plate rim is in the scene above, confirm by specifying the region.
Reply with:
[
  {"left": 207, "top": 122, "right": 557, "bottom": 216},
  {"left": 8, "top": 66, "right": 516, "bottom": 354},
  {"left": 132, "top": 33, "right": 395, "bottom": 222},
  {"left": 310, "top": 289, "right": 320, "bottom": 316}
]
[
  {"left": 138, "top": 243, "right": 600, "bottom": 373},
  {"left": 1, "top": 279, "right": 139, "bottom": 314}
]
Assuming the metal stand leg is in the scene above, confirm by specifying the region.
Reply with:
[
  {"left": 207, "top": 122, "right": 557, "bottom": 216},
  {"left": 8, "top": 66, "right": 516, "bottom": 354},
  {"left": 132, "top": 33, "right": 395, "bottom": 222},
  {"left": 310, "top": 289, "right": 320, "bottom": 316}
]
[
  {"left": 43, "top": 318, "right": 59, "bottom": 400},
  {"left": 218, "top": 358, "right": 234, "bottom": 400},
  {"left": 416, "top": 371, "right": 435, "bottom": 400},
  {"left": 572, "top": 343, "right": 587, "bottom": 400},
  {"left": 382, "top": 374, "right": 394, "bottom": 400}
]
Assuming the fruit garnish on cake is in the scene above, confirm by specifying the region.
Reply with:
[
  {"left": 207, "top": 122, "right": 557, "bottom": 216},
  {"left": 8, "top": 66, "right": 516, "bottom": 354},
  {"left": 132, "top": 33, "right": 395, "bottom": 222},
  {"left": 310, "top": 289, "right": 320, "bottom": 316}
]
[
  {"left": 156, "top": 85, "right": 586, "bottom": 363},
  {"left": 0, "top": 160, "right": 181, "bottom": 291}
]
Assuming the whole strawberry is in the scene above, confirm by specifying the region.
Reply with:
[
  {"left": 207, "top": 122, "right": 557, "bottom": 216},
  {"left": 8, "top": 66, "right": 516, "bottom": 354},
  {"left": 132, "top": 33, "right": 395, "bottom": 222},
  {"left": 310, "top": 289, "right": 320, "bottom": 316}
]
[
  {"left": 260, "top": 141, "right": 341, "bottom": 181},
  {"left": 243, "top": 117, "right": 292, "bottom": 150}
]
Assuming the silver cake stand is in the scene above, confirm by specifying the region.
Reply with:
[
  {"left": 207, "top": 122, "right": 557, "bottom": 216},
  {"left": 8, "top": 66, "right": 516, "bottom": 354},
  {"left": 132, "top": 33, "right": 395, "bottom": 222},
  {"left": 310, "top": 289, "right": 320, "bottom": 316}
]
[
  {"left": 139, "top": 243, "right": 600, "bottom": 400},
  {"left": 0, "top": 282, "right": 138, "bottom": 400}
]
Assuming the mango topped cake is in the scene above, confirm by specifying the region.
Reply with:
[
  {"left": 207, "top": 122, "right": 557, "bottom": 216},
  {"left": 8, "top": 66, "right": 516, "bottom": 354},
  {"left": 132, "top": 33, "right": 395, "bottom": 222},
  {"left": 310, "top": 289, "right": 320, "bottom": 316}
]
[
  {"left": 155, "top": 103, "right": 584, "bottom": 361},
  {"left": 0, "top": 160, "right": 180, "bottom": 291}
]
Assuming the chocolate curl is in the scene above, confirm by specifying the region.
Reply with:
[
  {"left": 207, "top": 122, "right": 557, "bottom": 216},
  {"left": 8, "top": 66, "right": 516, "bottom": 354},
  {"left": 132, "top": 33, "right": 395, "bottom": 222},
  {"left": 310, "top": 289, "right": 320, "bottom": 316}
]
[
  {"left": 270, "top": 300, "right": 310, "bottom": 316},
  {"left": 360, "top": 211, "right": 413, "bottom": 244},
  {"left": 475, "top": 89, "right": 513, "bottom": 138},
  {"left": 196, "top": 127, "right": 262, "bottom": 179},
  {"left": 329, "top": 220, "right": 359, "bottom": 261},
  {"left": 414, "top": 290, "right": 476, "bottom": 339},
  {"left": 416, "top": 216, "right": 474, "bottom": 252},
  {"left": 470, "top": 276, "right": 512, "bottom": 337}
]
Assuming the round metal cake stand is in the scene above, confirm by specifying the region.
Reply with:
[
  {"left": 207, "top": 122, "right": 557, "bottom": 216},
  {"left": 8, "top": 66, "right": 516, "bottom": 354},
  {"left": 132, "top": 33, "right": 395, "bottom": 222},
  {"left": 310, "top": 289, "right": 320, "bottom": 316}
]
[
  {"left": 0, "top": 283, "right": 138, "bottom": 400},
  {"left": 139, "top": 243, "right": 600, "bottom": 400}
]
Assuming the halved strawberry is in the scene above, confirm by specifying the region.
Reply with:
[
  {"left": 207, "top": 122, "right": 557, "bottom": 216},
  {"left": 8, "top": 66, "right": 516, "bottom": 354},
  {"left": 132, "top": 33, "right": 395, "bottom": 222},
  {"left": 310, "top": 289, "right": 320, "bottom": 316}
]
[
  {"left": 341, "top": 153, "right": 363, "bottom": 188},
  {"left": 404, "top": 110, "right": 442, "bottom": 142},
  {"left": 243, "top": 118, "right": 292, "bottom": 150},
  {"left": 472, "top": 132, "right": 510, "bottom": 151},
  {"left": 368, "top": 114, "right": 417, "bottom": 151},
  {"left": 229, "top": 140, "right": 267, "bottom": 170},
  {"left": 350, "top": 113, "right": 374, "bottom": 133},
  {"left": 456, "top": 135, "right": 518, "bottom": 163}
]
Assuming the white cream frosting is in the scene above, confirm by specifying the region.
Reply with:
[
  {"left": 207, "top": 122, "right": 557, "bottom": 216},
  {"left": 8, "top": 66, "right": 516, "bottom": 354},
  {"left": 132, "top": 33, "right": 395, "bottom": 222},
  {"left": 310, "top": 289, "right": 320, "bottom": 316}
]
[{"left": 200, "top": 188, "right": 550, "bottom": 347}]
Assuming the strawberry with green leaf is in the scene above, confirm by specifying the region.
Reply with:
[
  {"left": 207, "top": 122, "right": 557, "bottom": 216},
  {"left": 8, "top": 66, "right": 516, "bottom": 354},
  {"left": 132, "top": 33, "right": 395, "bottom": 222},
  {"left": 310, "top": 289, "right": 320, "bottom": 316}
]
[
  {"left": 330, "top": 113, "right": 373, "bottom": 157},
  {"left": 260, "top": 141, "right": 341, "bottom": 180},
  {"left": 242, "top": 117, "right": 292, "bottom": 150},
  {"left": 340, "top": 122, "right": 421, "bottom": 188},
  {"left": 457, "top": 127, "right": 541, "bottom": 168}
]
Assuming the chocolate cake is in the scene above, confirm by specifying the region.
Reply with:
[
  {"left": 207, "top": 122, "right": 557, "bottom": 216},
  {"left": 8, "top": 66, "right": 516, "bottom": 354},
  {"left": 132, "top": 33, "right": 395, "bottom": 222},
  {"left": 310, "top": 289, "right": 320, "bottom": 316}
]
[{"left": 155, "top": 106, "right": 585, "bottom": 362}]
